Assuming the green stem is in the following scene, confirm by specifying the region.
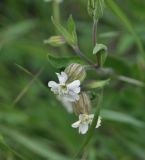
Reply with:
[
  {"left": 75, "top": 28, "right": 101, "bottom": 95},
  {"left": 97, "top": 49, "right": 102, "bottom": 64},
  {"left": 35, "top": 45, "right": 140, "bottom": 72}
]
[
  {"left": 92, "top": 19, "right": 98, "bottom": 47},
  {"left": 53, "top": 0, "right": 60, "bottom": 24}
]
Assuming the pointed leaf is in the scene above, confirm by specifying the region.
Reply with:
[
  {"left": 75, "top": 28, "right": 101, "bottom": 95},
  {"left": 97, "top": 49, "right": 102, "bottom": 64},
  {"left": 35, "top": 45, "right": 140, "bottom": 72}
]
[
  {"left": 67, "top": 15, "right": 78, "bottom": 44},
  {"left": 51, "top": 16, "right": 77, "bottom": 47}
]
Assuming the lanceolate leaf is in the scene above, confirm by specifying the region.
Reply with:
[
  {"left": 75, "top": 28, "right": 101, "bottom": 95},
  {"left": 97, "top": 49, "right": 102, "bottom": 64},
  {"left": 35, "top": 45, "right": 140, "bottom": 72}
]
[
  {"left": 101, "top": 109, "right": 145, "bottom": 128},
  {"left": 93, "top": 43, "right": 108, "bottom": 67},
  {"left": 47, "top": 55, "right": 84, "bottom": 68},
  {"left": 67, "top": 15, "right": 78, "bottom": 44},
  {"left": 51, "top": 16, "right": 77, "bottom": 47}
]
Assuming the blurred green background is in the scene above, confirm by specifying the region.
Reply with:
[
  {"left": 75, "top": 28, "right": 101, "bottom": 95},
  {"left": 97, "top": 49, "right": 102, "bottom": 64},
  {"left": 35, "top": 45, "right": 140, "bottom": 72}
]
[{"left": 0, "top": 0, "right": 145, "bottom": 159}]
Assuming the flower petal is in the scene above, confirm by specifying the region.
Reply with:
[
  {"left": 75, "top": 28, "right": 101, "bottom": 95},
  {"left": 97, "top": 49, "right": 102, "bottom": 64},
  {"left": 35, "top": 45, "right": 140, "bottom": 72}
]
[
  {"left": 48, "top": 81, "right": 58, "bottom": 88},
  {"left": 79, "top": 114, "right": 84, "bottom": 120},
  {"left": 69, "top": 91, "right": 80, "bottom": 101},
  {"left": 51, "top": 88, "right": 59, "bottom": 94},
  {"left": 72, "top": 121, "right": 80, "bottom": 128},
  {"left": 96, "top": 116, "right": 101, "bottom": 128},
  {"left": 56, "top": 72, "right": 68, "bottom": 84},
  {"left": 63, "top": 94, "right": 76, "bottom": 102},
  {"left": 79, "top": 124, "right": 88, "bottom": 134},
  {"left": 67, "top": 80, "right": 80, "bottom": 93}
]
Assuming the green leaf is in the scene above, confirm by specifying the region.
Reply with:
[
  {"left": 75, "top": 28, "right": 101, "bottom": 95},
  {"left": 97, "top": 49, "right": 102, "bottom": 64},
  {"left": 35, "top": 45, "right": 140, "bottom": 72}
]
[
  {"left": 67, "top": 15, "right": 78, "bottom": 44},
  {"left": 84, "top": 79, "right": 110, "bottom": 89},
  {"left": 47, "top": 55, "right": 84, "bottom": 69},
  {"left": 93, "top": 43, "right": 108, "bottom": 67},
  {"left": 101, "top": 109, "right": 145, "bottom": 128},
  {"left": 51, "top": 16, "right": 77, "bottom": 47}
]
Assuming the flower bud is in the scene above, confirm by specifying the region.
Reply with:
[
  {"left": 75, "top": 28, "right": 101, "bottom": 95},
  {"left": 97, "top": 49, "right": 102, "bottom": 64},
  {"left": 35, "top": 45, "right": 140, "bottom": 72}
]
[
  {"left": 73, "top": 92, "right": 91, "bottom": 115},
  {"left": 88, "top": 0, "right": 105, "bottom": 20},
  {"left": 44, "top": 35, "right": 65, "bottom": 47},
  {"left": 64, "top": 63, "right": 86, "bottom": 83}
]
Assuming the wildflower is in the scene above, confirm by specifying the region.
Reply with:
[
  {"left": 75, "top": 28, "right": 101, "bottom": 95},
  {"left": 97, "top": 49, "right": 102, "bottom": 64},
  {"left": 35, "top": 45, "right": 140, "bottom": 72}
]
[
  {"left": 72, "top": 114, "right": 101, "bottom": 134},
  {"left": 48, "top": 72, "right": 80, "bottom": 102}
]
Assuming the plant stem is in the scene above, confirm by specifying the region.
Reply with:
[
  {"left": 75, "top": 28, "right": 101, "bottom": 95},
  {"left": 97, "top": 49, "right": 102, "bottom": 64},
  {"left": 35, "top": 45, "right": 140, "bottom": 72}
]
[
  {"left": 73, "top": 46, "right": 94, "bottom": 66},
  {"left": 53, "top": 0, "right": 60, "bottom": 24},
  {"left": 92, "top": 19, "right": 98, "bottom": 47}
]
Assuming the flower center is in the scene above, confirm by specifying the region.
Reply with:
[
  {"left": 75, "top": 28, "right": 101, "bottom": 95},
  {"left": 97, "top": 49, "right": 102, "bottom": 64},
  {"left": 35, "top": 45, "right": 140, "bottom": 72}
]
[
  {"left": 81, "top": 114, "right": 90, "bottom": 123},
  {"left": 60, "top": 84, "right": 67, "bottom": 90},
  {"left": 59, "top": 84, "right": 68, "bottom": 95}
]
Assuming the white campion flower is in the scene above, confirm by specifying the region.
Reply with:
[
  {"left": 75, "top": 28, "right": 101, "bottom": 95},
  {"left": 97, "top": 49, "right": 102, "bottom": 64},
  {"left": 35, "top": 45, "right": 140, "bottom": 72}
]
[
  {"left": 48, "top": 72, "right": 81, "bottom": 102},
  {"left": 72, "top": 114, "right": 101, "bottom": 134}
]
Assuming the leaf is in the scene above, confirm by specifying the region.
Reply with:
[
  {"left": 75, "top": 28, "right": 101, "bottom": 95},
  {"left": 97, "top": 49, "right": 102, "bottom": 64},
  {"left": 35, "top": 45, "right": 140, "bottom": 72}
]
[
  {"left": 117, "top": 75, "right": 145, "bottom": 87},
  {"left": 51, "top": 16, "right": 77, "bottom": 47},
  {"left": 93, "top": 43, "right": 108, "bottom": 67},
  {"left": 84, "top": 79, "right": 110, "bottom": 89},
  {"left": 101, "top": 109, "right": 145, "bottom": 128},
  {"left": 67, "top": 15, "right": 78, "bottom": 44},
  {"left": 47, "top": 55, "right": 84, "bottom": 68}
]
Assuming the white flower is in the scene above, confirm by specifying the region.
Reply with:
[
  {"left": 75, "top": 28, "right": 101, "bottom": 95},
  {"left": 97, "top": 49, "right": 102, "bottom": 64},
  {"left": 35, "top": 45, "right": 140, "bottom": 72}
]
[
  {"left": 72, "top": 114, "right": 101, "bottom": 134},
  {"left": 48, "top": 72, "right": 81, "bottom": 102},
  {"left": 57, "top": 96, "right": 73, "bottom": 113}
]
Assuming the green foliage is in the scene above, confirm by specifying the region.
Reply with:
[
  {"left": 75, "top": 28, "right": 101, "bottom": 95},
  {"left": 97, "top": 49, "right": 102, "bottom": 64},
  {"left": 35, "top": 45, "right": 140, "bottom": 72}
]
[
  {"left": 0, "top": 0, "right": 145, "bottom": 159},
  {"left": 52, "top": 15, "right": 78, "bottom": 47}
]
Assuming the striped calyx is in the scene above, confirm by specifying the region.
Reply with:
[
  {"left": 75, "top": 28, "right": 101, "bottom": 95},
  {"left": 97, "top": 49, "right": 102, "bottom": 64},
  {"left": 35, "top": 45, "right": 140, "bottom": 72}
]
[
  {"left": 44, "top": 35, "right": 65, "bottom": 47},
  {"left": 73, "top": 92, "right": 91, "bottom": 115},
  {"left": 64, "top": 63, "right": 86, "bottom": 83}
]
